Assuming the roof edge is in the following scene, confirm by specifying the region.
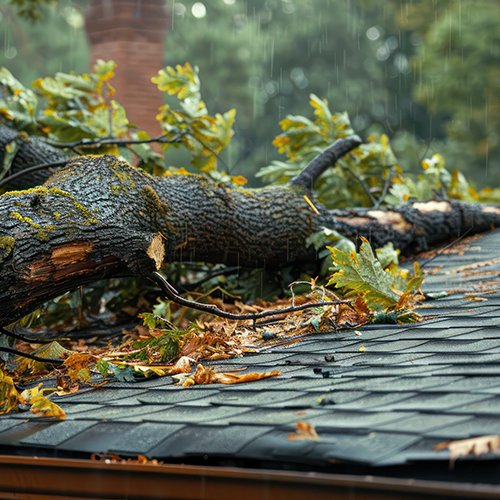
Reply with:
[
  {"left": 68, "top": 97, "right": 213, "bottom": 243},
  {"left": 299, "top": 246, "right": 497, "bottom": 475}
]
[{"left": 0, "top": 455, "right": 499, "bottom": 499}]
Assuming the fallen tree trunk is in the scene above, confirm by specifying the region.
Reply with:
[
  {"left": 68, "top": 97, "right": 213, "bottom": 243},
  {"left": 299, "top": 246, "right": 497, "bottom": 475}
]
[{"left": 0, "top": 132, "right": 499, "bottom": 326}]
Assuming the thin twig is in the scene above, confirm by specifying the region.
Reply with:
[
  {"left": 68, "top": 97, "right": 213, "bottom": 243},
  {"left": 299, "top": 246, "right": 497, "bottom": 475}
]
[
  {"left": 0, "top": 159, "right": 69, "bottom": 189},
  {"left": 420, "top": 228, "right": 473, "bottom": 270},
  {"left": 339, "top": 164, "right": 377, "bottom": 206},
  {"left": 374, "top": 167, "right": 396, "bottom": 209},
  {"left": 253, "top": 317, "right": 286, "bottom": 328},
  {"left": 45, "top": 134, "right": 184, "bottom": 149},
  {"left": 149, "top": 271, "right": 347, "bottom": 322},
  {"left": 181, "top": 266, "right": 241, "bottom": 292},
  {"left": 0, "top": 326, "right": 62, "bottom": 345},
  {"left": 288, "top": 280, "right": 315, "bottom": 307},
  {"left": 0, "top": 347, "right": 63, "bottom": 364},
  {"left": 0, "top": 133, "right": 186, "bottom": 190},
  {"left": 189, "top": 135, "right": 232, "bottom": 173}
]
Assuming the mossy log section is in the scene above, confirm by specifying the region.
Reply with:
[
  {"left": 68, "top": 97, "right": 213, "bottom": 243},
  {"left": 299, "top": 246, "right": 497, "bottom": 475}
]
[{"left": 0, "top": 133, "right": 499, "bottom": 326}]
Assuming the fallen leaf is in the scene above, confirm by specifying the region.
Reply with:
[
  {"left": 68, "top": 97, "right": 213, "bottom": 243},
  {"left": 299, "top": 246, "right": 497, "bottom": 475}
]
[
  {"left": 288, "top": 420, "right": 319, "bottom": 441},
  {"left": 464, "top": 294, "right": 488, "bottom": 302},
  {"left": 0, "top": 368, "right": 21, "bottom": 415},
  {"left": 180, "top": 364, "right": 280, "bottom": 386},
  {"left": 434, "top": 435, "right": 500, "bottom": 467},
  {"left": 63, "top": 352, "right": 95, "bottom": 384},
  {"left": 169, "top": 356, "right": 194, "bottom": 374},
  {"left": 21, "top": 384, "right": 66, "bottom": 420}
]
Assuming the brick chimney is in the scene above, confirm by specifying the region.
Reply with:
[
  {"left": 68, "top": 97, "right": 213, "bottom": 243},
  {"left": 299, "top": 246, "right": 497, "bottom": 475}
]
[{"left": 85, "top": 0, "right": 169, "bottom": 136}]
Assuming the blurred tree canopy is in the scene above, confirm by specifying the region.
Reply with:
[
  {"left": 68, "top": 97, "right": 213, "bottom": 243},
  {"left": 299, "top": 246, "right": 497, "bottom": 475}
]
[{"left": 0, "top": 0, "right": 497, "bottom": 186}]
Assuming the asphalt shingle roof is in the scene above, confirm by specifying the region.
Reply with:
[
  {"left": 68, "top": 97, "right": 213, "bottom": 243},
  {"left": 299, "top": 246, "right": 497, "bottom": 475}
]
[{"left": 0, "top": 229, "right": 499, "bottom": 470}]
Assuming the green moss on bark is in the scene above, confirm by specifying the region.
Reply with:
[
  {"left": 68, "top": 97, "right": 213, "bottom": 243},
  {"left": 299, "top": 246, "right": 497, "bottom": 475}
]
[
  {"left": 0, "top": 236, "right": 15, "bottom": 264},
  {"left": 9, "top": 212, "right": 55, "bottom": 241}
]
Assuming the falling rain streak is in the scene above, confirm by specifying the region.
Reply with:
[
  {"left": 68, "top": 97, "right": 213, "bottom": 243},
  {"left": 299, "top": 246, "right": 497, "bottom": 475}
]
[{"left": 0, "top": 0, "right": 497, "bottom": 185}]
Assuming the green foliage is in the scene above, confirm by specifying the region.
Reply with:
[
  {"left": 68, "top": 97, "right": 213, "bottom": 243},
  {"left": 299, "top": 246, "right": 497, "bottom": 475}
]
[
  {"left": 412, "top": 0, "right": 500, "bottom": 187},
  {"left": 386, "top": 153, "right": 500, "bottom": 205},
  {"left": 306, "top": 227, "right": 356, "bottom": 277},
  {"left": 8, "top": 0, "right": 56, "bottom": 21},
  {"left": 152, "top": 62, "right": 242, "bottom": 182},
  {"left": 375, "top": 242, "right": 400, "bottom": 269},
  {"left": 139, "top": 313, "right": 171, "bottom": 331},
  {"left": 125, "top": 313, "right": 189, "bottom": 364},
  {"left": 33, "top": 59, "right": 129, "bottom": 143},
  {"left": 257, "top": 94, "right": 397, "bottom": 208},
  {"left": 327, "top": 238, "right": 423, "bottom": 317},
  {"left": 0, "top": 67, "right": 37, "bottom": 129},
  {"left": 0, "top": 60, "right": 247, "bottom": 183},
  {"left": 0, "top": 60, "right": 129, "bottom": 143},
  {"left": 0, "top": 1, "right": 88, "bottom": 90},
  {"left": 258, "top": 94, "right": 500, "bottom": 207}
]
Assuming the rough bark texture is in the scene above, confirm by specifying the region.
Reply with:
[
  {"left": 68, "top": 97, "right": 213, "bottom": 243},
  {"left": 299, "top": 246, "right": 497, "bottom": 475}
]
[
  {"left": 0, "top": 125, "right": 70, "bottom": 189},
  {"left": 1, "top": 133, "right": 499, "bottom": 326}
]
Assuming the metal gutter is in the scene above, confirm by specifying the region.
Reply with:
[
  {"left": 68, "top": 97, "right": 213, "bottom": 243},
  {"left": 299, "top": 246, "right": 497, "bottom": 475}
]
[{"left": 1, "top": 455, "right": 500, "bottom": 499}]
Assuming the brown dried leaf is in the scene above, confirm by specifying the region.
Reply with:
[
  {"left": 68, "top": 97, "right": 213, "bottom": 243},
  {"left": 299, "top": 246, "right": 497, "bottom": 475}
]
[
  {"left": 434, "top": 435, "right": 500, "bottom": 466},
  {"left": 169, "top": 356, "right": 194, "bottom": 374},
  {"left": 181, "top": 364, "right": 280, "bottom": 387},
  {"left": 288, "top": 420, "right": 319, "bottom": 441},
  {"left": 63, "top": 352, "right": 96, "bottom": 383},
  {"left": 212, "top": 369, "right": 281, "bottom": 384}
]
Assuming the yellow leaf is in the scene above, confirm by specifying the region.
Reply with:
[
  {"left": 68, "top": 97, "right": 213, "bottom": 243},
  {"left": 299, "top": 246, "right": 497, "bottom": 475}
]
[
  {"left": 132, "top": 365, "right": 168, "bottom": 377},
  {"left": 63, "top": 352, "right": 96, "bottom": 384},
  {"left": 272, "top": 135, "right": 290, "bottom": 153},
  {"left": 0, "top": 368, "right": 21, "bottom": 415},
  {"left": 21, "top": 384, "right": 66, "bottom": 420},
  {"left": 231, "top": 175, "right": 248, "bottom": 186}
]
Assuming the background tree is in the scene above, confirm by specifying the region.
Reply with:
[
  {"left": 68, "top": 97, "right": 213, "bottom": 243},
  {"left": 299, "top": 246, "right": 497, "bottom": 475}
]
[
  {"left": 409, "top": 0, "right": 500, "bottom": 187},
  {"left": 1, "top": 0, "right": 498, "bottom": 187}
]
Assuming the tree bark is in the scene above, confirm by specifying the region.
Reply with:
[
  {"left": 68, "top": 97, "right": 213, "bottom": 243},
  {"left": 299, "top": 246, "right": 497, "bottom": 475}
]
[
  {"left": 0, "top": 131, "right": 499, "bottom": 326},
  {"left": 0, "top": 124, "right": 70, "bottom": 190}
]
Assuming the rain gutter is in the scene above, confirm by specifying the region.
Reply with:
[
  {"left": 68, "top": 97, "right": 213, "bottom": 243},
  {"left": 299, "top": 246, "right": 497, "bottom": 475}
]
[{"left": 1, "top": 455, "right": 500, "bottom": 499}]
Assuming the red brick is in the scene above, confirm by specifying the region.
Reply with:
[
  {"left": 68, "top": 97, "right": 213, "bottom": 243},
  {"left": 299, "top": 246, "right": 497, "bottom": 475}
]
[{"left": 85, "top": 0, "right": 169, "bottom": 136}]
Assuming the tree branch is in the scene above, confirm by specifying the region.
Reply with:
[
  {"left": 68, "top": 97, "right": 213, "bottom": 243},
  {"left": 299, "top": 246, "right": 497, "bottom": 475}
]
[
  {"left": 0, "top": 159, "right": 68, "bottom": 190},
  {"left": 0, "top": 151, "right": 499, "bottom": 327},
  {"left": 149, "top": 271, "right": 347, "bottom": 323},
  {"left": 291, "top": 135, "right": 362, "bottom": 189},
  {"left": 373, "top": 167, "right": 396, "bottom": 209},
  {"left": 0, "top": 326, "right": 61, "bottom": 345},
  {"left": 46, "top": 134, "right": 184, "bottom": 149}
]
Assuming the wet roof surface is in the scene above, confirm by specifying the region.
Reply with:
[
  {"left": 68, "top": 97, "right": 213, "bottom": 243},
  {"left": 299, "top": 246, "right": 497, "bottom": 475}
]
[{"left": 0, "top": 229, "right": 499, "bottom": 469}]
